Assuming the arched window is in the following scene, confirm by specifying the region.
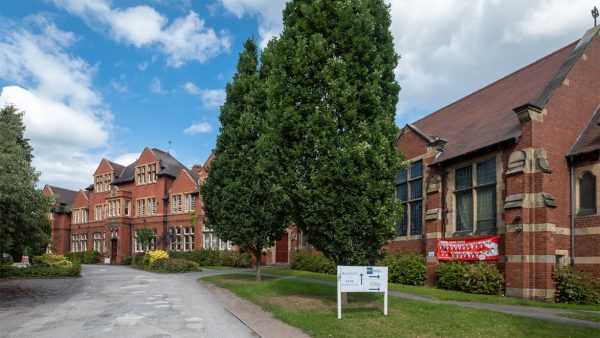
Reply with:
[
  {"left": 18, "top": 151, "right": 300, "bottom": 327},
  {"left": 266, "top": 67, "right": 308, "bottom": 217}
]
[{"left": 579, "top": 172, "right": 596, "bottom": 216}]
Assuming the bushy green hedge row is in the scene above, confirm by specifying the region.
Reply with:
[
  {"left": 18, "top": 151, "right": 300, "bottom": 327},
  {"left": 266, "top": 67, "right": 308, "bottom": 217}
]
[
  {"left": 378, "top": 252, "right": 426, "bottom": 286},
  {"left": 32, "top": 254, "right": 73, "bottom": 268},
  {"left": 127, "top": 250, "right": 201, "bottom": 273},
  {"left": 65, "top": 251, "right": 101, "bottom": 264},
  {"left": 553, "top": 265, "right": 600, "bottom": 304},
  {"left": 0, "top": 263, "right": 81, "bottom": 278},
  {"left": 436, "top": 261, "right": 504, "bottom": 295},
  {"left": 290, "top": 251, "right": 336, "bottom": 274},
  {"left": 151, "top": 258, "right": 200, "bottom": 273},
  {"left": 168, "top": 249, "right": 252, "bottom": 268}
]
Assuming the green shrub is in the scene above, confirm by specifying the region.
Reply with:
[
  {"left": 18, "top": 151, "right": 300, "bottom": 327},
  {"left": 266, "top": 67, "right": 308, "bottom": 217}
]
[
  {"left": 0, "top": 262, "right": 80, "bottom": 278},
  {"left": 83, "top": 251, "right": 101, "bottom": 264},
  {"left": 179, "top": 249, "right": 251, "bottom": 267},
  {"left": 436, "top": 261, "right": 504, "bottom": 295},
  {"left": 122, "top": 256, "right": 132, "bottom": 265},
  {"left": 150, "top": 258, "right": 200, "bottom": 273},
  {"left": 553, "top": 265, "right": 600, "bottom": 304},
  {"left": 131, "top": 253, "right": 145, "bottom": 266},
  {"left": 436, "top": 261, "right": 468, "bottom": 291},
  {"left": 168, "top": 251, "right": 185, "bottom": 259},
  {"left": 291, "top": 250, "right": 336, "bottom": 275},
  {"left": 32, "top": 253, "right": 72, "bottom": 268},
  {"left": 65, "top": 251, "right": 101, "bottom": 264},
  {"left": 378, "top": 252, "right": 426, "bottom": 286}
]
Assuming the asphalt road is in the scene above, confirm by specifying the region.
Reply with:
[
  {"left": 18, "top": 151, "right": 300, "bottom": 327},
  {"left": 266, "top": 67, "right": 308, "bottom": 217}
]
[{"left": 0, "top": 265, "right": 257, "bottom": 338}]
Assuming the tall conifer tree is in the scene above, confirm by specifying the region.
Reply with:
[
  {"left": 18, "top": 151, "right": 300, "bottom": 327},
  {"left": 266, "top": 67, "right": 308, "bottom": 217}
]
[
  {"left": 263, "top": 0, "right": 402, "bottom": 265},
  {"left": 0, "top": 105, "right": 51, "bottom": 259},
  {"left": 202, "top": 39, "right": 288, "bottom": 280}
]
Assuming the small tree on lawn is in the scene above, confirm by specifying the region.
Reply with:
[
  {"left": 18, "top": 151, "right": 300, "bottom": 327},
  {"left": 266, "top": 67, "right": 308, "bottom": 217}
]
[
  {"left": 0, "top": 105, "right": 52, "bottom": 259},
  {"left": 201, "top": 38, "right": 289, "bottom": 281},
  {"left": 263, "top": 0, "right": 402, "bottom": 265},
  {"left": 136, "top": 228, "right": 155, "bottom": 252}
]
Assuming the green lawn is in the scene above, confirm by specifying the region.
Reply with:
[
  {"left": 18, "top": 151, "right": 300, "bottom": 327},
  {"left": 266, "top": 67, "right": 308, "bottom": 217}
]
[
  {"left": 261, "top": 268, "right": 600, "bottom": 311},
  {"left": 561, "top": 313, "right": 600, "bottom": 322},
  {"left": 202, "top": 273, "right": 599, "bottom": 338}
]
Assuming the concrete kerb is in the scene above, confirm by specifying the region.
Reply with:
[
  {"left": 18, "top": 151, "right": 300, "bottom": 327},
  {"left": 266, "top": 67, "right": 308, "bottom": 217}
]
[
  {"left": 223, "top": 271, "right": 600, "bottom": 330},
  {"left": 196, "top": 268, "right": 310, "bottom": 338}
]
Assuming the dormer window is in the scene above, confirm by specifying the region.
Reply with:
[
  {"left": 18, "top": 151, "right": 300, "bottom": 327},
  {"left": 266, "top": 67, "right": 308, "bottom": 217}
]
[
  {"left": 136, "top": 166, "right": 146, "bottom": 185},
  {"left": 148, "top": 163, "right": 157, "bottom": 183}
]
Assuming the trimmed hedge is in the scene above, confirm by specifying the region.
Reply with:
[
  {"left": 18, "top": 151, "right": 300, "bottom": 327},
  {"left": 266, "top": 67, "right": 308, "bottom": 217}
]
[
  {"left": 122, "top": 255, "right": 133, "bottom": 265},
  {"left": 0, "top": 263, "right": 81, "bottom": 278},
  {"left": 32, "top": 254, "right": 72, "bottom": 268},
  {"left": 65, "top": 251, "right": 101, "bottom": 264},
  {"left": 290, "top": 250, "right": 336, "bottom": 275},
  {"left": 436, "top": 261, "right": 504, "bottom": 295},
  {"left": 168, "top": 249, "right": 252, "bottom": 268},
  {"left": 378, "top": 252, "right": 426, "bottom": 286},
  {"left": 150, "top": 258, "right": 200, "bottom": 273},
  {"left": 553, "top": 265, "right": 600, "bottom": 304}
]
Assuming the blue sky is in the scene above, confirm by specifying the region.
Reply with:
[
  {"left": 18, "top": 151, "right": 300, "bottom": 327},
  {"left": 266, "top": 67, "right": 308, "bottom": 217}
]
[{"left": 0, "top": 0, "right": 595, "bottom": 189}]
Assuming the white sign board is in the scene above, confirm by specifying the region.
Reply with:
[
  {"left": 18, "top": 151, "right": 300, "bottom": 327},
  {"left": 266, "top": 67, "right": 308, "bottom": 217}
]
[
  {"left": 337, "top": 266, "right": 388, "bottom": 319},
  {"left": 104, "top": 257, "right": 111, "bottom": 265}
]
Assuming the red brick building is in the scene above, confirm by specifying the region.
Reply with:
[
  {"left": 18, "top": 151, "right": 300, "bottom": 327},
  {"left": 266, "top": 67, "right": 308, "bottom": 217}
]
[
  {"left": 393, "top": 26, "right": 600, "bottom": 299},
  {"left": 44, "top": 147, "right": 297, "bottom": 265},
  {"left": 44, "top": 148, "right": 230, "bottom": 263}
]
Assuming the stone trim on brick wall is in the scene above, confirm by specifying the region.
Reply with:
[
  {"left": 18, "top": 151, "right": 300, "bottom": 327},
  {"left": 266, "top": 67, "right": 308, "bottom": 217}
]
[
  {"left": 505, "top": 255, "right": 557, "bottom": 263},
  {"left": 425, "top": 232, "right": 442, "bottom": 239},
  {"left": 574, "top": 226, "right": 600, "bottom": 235},
  {"left": 574, "top": 257, "right": 600, "bottom": 264},
  {"left": 504, "top": 223, "right": 569, "bottom": 235},
  {"left": 505, "top": 287, "right": 554, "bottom": 299},
  {"left": 506, "top": 148, "right": 553, "bottom": 175},
  {"left": 425, "top": 208, "right": 440, "bottom": 221},
  {"left": 504, "top": 192, "right": 557, "bottom": 210}
]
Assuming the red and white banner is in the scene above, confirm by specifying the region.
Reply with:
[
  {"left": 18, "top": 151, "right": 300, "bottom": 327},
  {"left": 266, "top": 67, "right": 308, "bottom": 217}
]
[{"left": 437, "top": 235, "right": 500, "bottom": 261}]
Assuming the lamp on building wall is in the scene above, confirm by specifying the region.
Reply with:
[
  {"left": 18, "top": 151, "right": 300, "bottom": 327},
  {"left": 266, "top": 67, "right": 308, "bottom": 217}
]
[{"left": 513, "top": 215, "right": 523, "bottom": 233}]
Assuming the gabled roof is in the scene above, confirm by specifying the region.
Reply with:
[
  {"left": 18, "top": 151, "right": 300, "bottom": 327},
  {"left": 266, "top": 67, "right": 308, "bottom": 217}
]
[
  {"left": 568, "top": 106, "right": 600, "bottom": 158},
  {"left": 111, "top": 148, "right": 190, "bottom": 185},
  {"left": 46, "top": 185, "right": 78, "bottom": 205},
  {"left": 408, "top": 31, "right": 593, "bottom": 165},
  {"left": 112, "top": 162, "right": 136, "bottom": 185},
  {"left": 151, "top": 148, "right": 189, "bottom": 178},
  {"left": 107, "top": 160, "right": 125, "bottom": 176}
]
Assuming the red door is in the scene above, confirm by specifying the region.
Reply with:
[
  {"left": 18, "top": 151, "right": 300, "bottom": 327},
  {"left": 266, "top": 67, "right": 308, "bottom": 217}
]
[
  {"left": 275, "top": 234, "right": 289, "bottom": 263},
  {"left": 111, "top": 239, "right": 118, "bottom": 263}
]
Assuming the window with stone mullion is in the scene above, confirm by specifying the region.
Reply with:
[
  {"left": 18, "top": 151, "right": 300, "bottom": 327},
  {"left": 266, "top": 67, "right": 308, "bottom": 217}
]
[{"left": 395, "top": 160, "right": 424, "bottom": 236}]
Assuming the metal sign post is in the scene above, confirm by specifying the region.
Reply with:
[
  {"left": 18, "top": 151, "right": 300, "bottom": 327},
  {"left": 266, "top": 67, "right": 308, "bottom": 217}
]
[{"left": 337, "top": 265, "right": 388, "bottom": 319}]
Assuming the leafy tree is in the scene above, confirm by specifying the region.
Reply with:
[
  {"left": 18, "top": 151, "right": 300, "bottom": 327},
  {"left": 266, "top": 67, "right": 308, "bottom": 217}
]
[
  {"left": 262, "top": 0, "right": 402, "bottom": 265},
  {"left": 136, "top": 228, "right": 155, "bottom": 251},
  {"left": 0, "top": 105, "right": 51, "bottom": 259},
  {"left": 202, "top": 38, "right": 288, "bottom": 281}
]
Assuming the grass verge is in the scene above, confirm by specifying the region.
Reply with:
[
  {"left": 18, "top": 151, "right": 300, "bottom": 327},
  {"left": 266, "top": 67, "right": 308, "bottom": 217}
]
[
  {"left": 203, "top": 273, "right": 599, "bottom": 338},
  {"left": 261, "top": 268, "right": 600, "bottom": 311},
  {"left": 561, "top": 313, "right": 600, "bottom": 322}
]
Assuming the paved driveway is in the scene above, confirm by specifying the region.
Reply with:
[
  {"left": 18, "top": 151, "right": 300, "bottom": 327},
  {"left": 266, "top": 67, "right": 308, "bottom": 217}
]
[{"left": 0, "top": 265, "right": 256, "bottom": 338}]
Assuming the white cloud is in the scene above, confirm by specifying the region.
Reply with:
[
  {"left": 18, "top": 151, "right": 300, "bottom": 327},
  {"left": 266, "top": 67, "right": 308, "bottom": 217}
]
[
  {"left": 184, "top": 122, "right": 213, "bottom": 135},
  {"left": 183, "top": 82, "right": 225, "bottom": 109},
  {"left": 0, "top": 17, "right": 128, "bottom": 189},
  {"left": 52, "top": 0, "right": 231, "bottom": 67},
  {"left": 150, "top": 78, "right": 167, "bottom": 94},
  {"left": 217, "top": 0, "right": 593, "bottom": 126},
  {"left": 219, "top": 0, "right": 286, "bottom": 48},
  {"left": 137, "top": 61, "right": 149, "bottom": 71},
  {"left": 112, "top": 152, "right": 140, "bottom": 166},
  {"left": 386, "top": 0, "right": 592, "bottom": 124},
  {"left": 110, "top": 78, "right": 128, "bottom": 94}
]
